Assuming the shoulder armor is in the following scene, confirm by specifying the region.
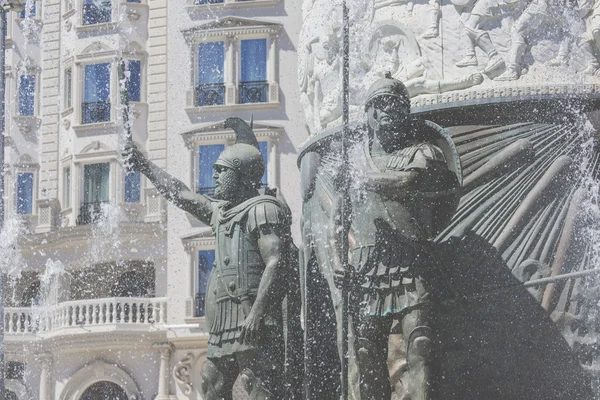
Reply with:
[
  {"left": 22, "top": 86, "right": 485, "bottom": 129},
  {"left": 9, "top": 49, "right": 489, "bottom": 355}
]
[{"left": 246, "top": 198, "right": 289, "bottom": 233}]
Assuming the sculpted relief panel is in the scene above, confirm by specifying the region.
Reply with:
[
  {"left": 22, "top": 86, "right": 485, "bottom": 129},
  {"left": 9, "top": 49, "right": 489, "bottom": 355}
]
[{"left": 299, "top": 0, "right": 600, "bottom": 133}]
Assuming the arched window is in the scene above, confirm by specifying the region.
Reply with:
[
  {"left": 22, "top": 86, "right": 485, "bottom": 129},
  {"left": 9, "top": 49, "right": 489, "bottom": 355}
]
[{"left": 81, "top": 381, "right": 128, "bottom": 400}]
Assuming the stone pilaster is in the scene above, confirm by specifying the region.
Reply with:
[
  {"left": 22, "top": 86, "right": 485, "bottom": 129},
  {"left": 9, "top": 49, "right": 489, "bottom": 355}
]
[
  {"left": 39, "top": 0, "right": 61, "bottom": 201},
  {"left": 147, "top": 0, "right": 168, "bottom": 170},
  {"left": 153, "top": 342, "right": 174, "bottom": 400},
  {"left": 38, "top": 353, "right": 53, "bottom": 400}
]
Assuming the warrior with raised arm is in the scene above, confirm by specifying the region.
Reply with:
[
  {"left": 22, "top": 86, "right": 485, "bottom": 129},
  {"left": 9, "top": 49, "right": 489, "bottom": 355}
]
[
  {"left": 124, "top": 118, "right": 292, "bottom": 400},
  {"left": 331, "top": 74, "right": 461, "bottom": 400}
]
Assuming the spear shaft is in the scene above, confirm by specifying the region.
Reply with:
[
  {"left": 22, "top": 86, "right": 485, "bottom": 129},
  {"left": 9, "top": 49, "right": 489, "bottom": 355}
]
[{"left": 341, "top": 1, "right": 350, "bottom": 398}]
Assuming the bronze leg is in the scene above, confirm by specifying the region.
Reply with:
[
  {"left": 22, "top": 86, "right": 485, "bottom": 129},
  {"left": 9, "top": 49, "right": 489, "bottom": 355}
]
[
  {"left": 201, "top": 357, "right": 238, "bottom": 400},
  {"left": 401, "top": 282, "right": 436, "bottom": 400},
  {"left": 353, "top": 313, "right": 394, "bottom": 400}
]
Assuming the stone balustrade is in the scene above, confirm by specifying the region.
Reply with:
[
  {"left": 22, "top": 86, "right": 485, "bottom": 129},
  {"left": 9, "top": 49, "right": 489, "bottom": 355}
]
[{"left": 4, "top": 297, "right": 167, "bottom": 335}]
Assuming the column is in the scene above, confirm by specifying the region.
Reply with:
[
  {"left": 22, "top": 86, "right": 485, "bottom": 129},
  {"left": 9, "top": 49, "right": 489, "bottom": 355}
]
[
  {"left": 225, "top": 34, "right": 236, "bottom": 106},
  {"left": 268, "top": 33, "right": 279, "bottom": 103},
  {"left": 153, "top": 342, "right": 174, "bottom": 400},
  {"left": 269, "top": 138, "right": 278, "bottom": 188},
  {"left": 38, "top": 353, "right": 53, "bottom": 400}
]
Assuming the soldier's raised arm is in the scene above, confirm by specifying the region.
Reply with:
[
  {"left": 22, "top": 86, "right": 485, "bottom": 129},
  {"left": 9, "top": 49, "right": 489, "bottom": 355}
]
[{"left": 123, "top": 141, "right": 214, "bottom": 224}]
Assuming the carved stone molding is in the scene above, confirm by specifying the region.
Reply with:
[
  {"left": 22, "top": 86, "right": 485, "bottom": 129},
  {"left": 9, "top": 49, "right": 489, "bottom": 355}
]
[{"left": 173, "top": 353, "right": 195, "bottom": 395}]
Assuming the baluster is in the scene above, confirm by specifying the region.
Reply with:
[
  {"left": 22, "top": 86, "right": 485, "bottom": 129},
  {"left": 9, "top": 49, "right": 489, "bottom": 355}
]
[
  {"left": 140, "top": 302, "right": 146, "bottom": 324},
  {"left": 8, "top": 313, "right": 14, "bottom": 333},
  {"left": 125, "top": 301, "right": 130, "bottom": 323},
  {"left": 113, "top": 300, "right": 118, "bottom": 323},
  {"left": 102, "top": 302, "right": 107, "bottom": 324},
  {"left": 83, "top": 304, "right": 88, "bottom": 325},
  {"left": 154, "top": 302, "right": 160, "bottom": 324},
  {"left": 159, "top": 301, "right": 166, "bottom": 324},
  {"left": 93, "top": 304, "right": 98, "bottom": 324}
]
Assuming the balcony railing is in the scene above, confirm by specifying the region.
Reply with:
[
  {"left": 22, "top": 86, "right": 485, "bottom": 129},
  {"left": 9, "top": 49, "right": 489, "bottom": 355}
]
[
  {"left": 4, "top": 297, "right": 168, "bottom": 335},
  {"left": 82, "top": 101, "right": 111, "bottom": 124},
  {"left": 239, "top": 80, "right": 268, "bottom": 104},
  {"left": 196, "top": 83, "right": 225, "bottom": 107},
  {"left": 77, "top": 201, "right": 108, "bottom": 225},
  {"left": 195, "top": 0, "right": 224, "bottom": 4},
  {"left": 82, "top": 2, "right": 111, "bottom": 25}
]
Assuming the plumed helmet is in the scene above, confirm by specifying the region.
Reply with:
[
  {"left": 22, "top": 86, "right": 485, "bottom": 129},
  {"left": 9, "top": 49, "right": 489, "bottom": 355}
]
[
  {"left": 364, "top": 72, "right": 410, "bottom": 111},
  {"left": 213, "top": 117, "right": 264, "bottom": 184}
]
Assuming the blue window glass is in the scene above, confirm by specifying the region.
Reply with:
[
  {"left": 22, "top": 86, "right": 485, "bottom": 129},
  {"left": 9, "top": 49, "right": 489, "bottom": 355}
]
[
  {"left": 258, "top": 141, "right": 268, "bottom": 187},
  {"left": 17, "top": 173, "right": 33, "bottom": 215},
  {"left": 83, "top": 63, "right": 111, "bottom": 124},
  {"left": 197, "top": 42, "right": 225, "bottom": 106},
  {"left": 241, "top": 39, "right": 267, "bottom": 82},
  {"left": 126, "top": 60, "right": 141, "bottom": 102},
  {"left": 127, "top": 0, "right": 141, "bottom": 2},
  {"left": 240, "top": 39, "right": 267, "bottom": 104},
  {"left": 197, "top": 250, "right": 215, "bottom": 317},
  {"left": 198, "top": 144, "right": 224, "bottom": 195},
  {"left": 124, "top": 171, "right": 141, "bottom": 203},
  {"left": 83, "top": 0, "right": 111, "bottom": 25},
  {"left": 19, "top": 1, "right": 36, "bottom": 19},
  {"left": 18, "top": 75, "right": 35, "bottom": 116}
]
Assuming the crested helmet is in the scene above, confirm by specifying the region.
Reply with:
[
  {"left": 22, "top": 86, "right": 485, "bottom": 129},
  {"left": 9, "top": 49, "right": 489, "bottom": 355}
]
[
  {"left": 364, "top": 72, "right": 411, "bottom": 111},
  {"left": 213, "top": 117, "right": 264, "bottom": 185}
]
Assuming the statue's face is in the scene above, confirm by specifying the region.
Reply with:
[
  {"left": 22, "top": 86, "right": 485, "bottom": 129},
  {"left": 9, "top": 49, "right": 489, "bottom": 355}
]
[
  {"left": 213, "top": 165, "right": 241, "bottom": 201},
  {"left": 368, "top": 95, "right": 410, "bottom": 147}
]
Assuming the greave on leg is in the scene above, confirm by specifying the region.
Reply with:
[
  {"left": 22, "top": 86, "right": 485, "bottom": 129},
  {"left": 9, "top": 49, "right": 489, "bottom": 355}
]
[{"left": 406, "top": 326, "right": 436, "bottom": 400}]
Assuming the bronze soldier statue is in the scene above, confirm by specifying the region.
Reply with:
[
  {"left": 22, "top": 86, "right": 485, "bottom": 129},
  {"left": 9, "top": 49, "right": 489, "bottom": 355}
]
[
  {"left": 332, "top": 73, "right": 461, "bottom": 400},
  {"left": 124, "top": 118, "right": 294, "bottom": 399}
]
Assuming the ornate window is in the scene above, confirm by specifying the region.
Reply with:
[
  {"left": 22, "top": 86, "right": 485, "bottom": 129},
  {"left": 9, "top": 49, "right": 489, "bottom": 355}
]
[
  {"left": 83, "top": 62, "right": 111, "bottom": 124},
  {"left": 125, "top": 59, "right": 142, "bottom": 102},
  {"left": 240, "top": 39, "right": 267, "bottom": 104},
  {"left": 82, "top": 0, "right": 111, "bottom": 25},
  {"left": 124, "top": 171, "right": 141, "bottom": 203},
  {"left": 16, "top": 172, "right": 34, "bottom": 215},
  {"left": 78, "top": 162, "right": 110, "bottom": 224},
  {"left": 183, "top": 17, "right": 281, "bottom": 113},
  {"left": 196, "top": 42, "right": 225, "bottom": 106},
  {"left": 17, "top": 75, "right": 35, "bottom": 116}
]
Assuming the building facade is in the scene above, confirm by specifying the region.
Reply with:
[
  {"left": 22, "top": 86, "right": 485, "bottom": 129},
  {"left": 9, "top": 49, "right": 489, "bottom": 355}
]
[{"left": 3, "top": 0, "right": 305, "bottom": 398}]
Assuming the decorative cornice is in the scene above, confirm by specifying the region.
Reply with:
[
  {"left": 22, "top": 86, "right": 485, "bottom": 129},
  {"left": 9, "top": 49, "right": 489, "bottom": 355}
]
[
  {"left": 185, "top": 0, "right": 279, "bottom": 11},
  {"left": 411, "top": 83, "right": 600, "bottom": 112},
  {"left": 72, "top": 121, "right": 118, "bottom": 136},
  {"left": 182, "top": 17, "right": 282, "bottom": 43},
  {"left": 75, "top": 49, "right": 119, "bottom": 62},
  {"left": 74, "top": 22, "right": 119, "bottom": 36},
  {"left": 182, "top": 229, "right": 215, "bottom": 252},
  {"left": 181, "top": 121, "right": 283, "bottom": 149}
]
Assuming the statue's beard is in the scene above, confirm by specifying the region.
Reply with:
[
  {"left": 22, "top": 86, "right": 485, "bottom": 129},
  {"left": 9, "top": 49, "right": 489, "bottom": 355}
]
[{"left": 214, "top": 170, "right": 240, "bottom": 201}]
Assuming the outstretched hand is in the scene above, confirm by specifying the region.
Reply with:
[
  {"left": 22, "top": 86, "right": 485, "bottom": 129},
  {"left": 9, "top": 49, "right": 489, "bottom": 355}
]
[{"left": 122, "top": 141, "right": 146, "bottom": 172}]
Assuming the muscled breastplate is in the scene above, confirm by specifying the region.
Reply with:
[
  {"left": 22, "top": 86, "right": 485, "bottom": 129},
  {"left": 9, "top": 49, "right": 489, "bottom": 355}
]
[
  {"left": 351, "top": 145, "right": 435, "bottom": 250},
  {"left": 211, "top": 220, "right": 264, "bottom": 305}
]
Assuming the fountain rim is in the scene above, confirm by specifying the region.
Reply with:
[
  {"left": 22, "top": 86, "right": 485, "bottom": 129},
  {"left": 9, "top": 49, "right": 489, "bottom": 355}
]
[{"left": 297, "top": 92, "right": 600, "bottom": 167}]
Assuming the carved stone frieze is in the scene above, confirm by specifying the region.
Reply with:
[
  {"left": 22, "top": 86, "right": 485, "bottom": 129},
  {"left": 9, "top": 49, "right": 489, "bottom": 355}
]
[{"left": 299, "top": 0, "right": 600, "bottom": 134}]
